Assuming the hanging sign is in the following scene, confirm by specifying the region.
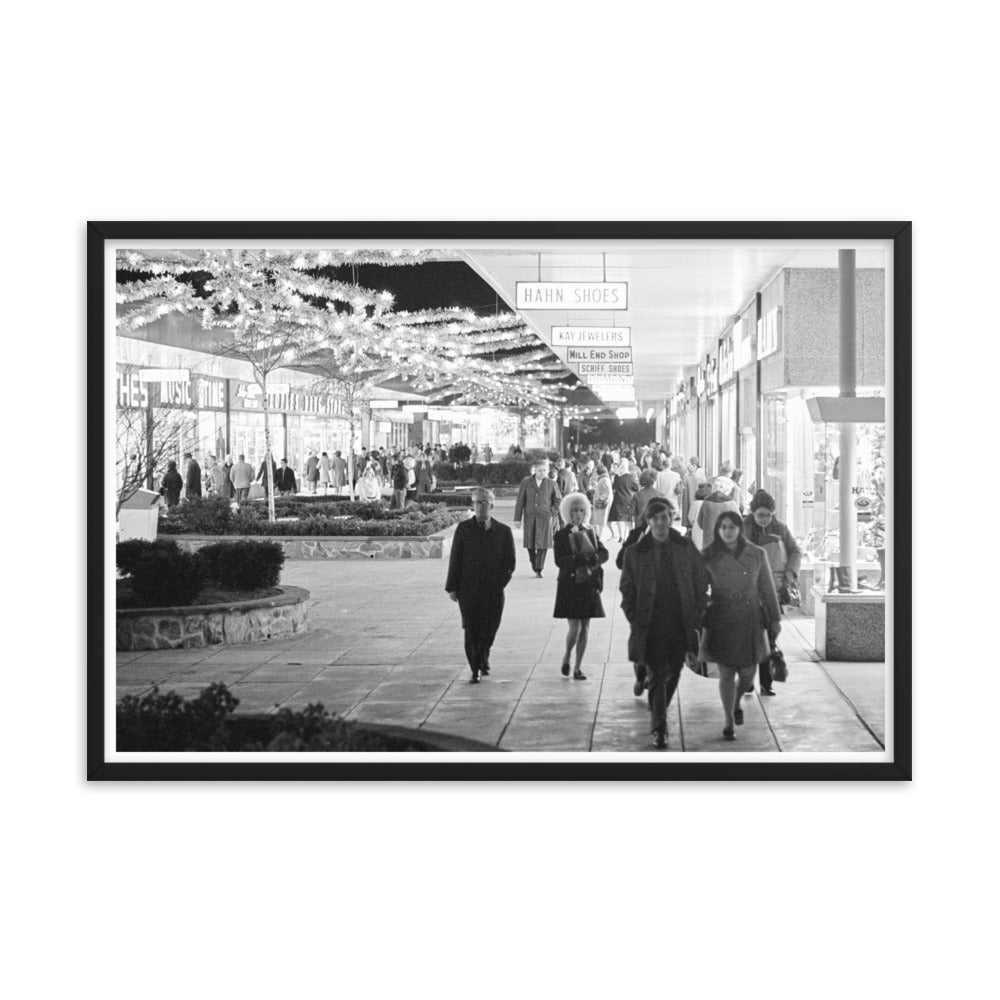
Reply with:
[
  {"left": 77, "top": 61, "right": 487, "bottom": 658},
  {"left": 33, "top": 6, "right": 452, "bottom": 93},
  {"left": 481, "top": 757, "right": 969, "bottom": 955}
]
[
  {"left": 757, "top": 307, "right": 781, "bottom": 360},
  {"left": 578, "top": 362, "right": 634, "bottom": 377},
  {"left": 565, "top": 345, "right": 632, "bottom": 363},
  {"left": 616, "top": 407, "right": 639, "bottom": 419},
  {"left": 517, "top": 282, "right": 628, "bottom": 310},
  {"left": 718, "top": 332, "right": 735, "bottom": 385},
  {"left": 552, "top": 326, "right": 631, "bottom": 346},
  {"left": 590, "top": 385, "right": 636, "bottom": 401},
  {"left": 734, "top": 317, "right": 755, "bottom": 371},
  {"left": 368, "top": 399, "right": 400, "bottom": 409}
]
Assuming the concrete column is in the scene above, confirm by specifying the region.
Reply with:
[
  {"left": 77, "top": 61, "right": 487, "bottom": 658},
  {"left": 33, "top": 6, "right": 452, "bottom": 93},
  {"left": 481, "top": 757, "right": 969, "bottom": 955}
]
[{"left": 838, "top": 249, "right": 857, "bottom": 591}]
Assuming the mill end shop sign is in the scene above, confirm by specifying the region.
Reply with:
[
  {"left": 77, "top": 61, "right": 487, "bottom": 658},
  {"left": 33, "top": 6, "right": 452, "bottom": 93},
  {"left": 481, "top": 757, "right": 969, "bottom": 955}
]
[
  {"left": 565, "top": 346, "right": 632, "bottom": 363},
  {"left": 517, "top": 283, "right": 628, "bottom": 310}
]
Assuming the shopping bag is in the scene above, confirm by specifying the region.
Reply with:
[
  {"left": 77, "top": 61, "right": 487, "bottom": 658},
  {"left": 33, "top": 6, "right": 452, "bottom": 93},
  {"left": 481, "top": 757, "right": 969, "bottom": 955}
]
[{"left": 247, "top": 483, "right": 265, "bottom": 501}]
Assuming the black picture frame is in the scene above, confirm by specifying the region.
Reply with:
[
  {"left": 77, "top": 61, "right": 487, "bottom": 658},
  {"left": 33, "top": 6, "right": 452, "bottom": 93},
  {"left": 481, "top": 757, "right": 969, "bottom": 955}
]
[{"left": 89, "top": 221, "right": 912, "bottom": 781}]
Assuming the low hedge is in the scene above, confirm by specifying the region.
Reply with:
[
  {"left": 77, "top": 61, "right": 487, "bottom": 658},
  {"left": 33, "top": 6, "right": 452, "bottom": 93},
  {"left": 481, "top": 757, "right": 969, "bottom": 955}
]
[
  {"left": 117, "top": 684, "right": 397, "bottom": 751},
  {"left": 131, "top": 548, "right": 206, "bottom": 607},
  {"left": 428, "top": 459, "right": 558, "bottom": 486},
  {"left": 159, "top": 496, "right": 463, "bottom": 536},
  {"left": 197, "top": 540, "right": 285, "bottom": 590},
  {"left": 117, "top": 538, "right": 288, "bottom": 604},
  {"left": 116, "top": 538, "right": 182, "bottom": 576}
]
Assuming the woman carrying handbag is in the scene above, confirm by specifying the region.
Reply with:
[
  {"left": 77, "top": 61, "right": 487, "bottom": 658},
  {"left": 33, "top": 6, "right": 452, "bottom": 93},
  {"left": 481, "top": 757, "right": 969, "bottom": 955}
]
[
  {"left": 700, "top": 511, "right": 782, "bottom": 741},
  {"left": 552, "top": 492, "right": 609, "bottom": 681}
]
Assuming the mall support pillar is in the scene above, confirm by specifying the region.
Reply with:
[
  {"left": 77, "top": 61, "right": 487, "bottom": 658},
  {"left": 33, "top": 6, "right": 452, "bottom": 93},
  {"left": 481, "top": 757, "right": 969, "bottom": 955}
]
[{"left": 838, "top": 249, "right": 857, "bottom": 592}]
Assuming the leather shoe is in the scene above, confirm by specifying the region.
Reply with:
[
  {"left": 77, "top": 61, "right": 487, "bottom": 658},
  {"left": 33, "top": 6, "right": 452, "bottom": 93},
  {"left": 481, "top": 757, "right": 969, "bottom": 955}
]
[
  {"left": 733, "top": 707, "right": 744, "bottom": 725},
  {"left": 760, "top": 687, "right": 775, "bottom": 696},
  {"left": 573, "top": 669, "right": 587, "bottom": 680},
  {"left": 469, "top": 672, "right": 480, "bottom": 684},
  {"left": 653, "top": 731, "right": 667, "bottom": 749},
  {"left": 561, "top": 661, "right": 571, "bottom": 677},
  {"left": 723, "top": 727, "right": 736, "bottom": 741},
  {"left": 633, "top": 678, "right": 645, "bottom": 697},
  {"left": 480, "top": 663, "right": 490, "bottom": 677}
]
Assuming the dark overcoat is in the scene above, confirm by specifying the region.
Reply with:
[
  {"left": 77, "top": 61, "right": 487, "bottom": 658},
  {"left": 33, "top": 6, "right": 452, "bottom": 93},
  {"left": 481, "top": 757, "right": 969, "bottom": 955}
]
[
  {"left": 445, "top": 517, "right": 517, "bottom": 636},
  {"left": 619, "top": 529, "right": 709, "bottom": 663},
  {"left": 608, "top": 473, "right": 638, "bottom": 522},
  {"left": 513, "top": 475, "right": 561, "bottom": 549},
  {"left": 702, "top": 541, "right": 782, "bottom": 665},
  {"left": 185, "top": 460, "right": 202, "bottom": 498},
  {"left": 552, "top": 524, "right": 608, "bottom": 619},
  {"left": 160, "top": 469, "right": 183, "bottom": 507}
]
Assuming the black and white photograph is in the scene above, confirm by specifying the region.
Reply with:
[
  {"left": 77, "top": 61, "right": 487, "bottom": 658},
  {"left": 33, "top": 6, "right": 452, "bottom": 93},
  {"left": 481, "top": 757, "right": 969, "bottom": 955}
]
[{"left": 92, "top": 224, "right": 910, "bottom": 778}]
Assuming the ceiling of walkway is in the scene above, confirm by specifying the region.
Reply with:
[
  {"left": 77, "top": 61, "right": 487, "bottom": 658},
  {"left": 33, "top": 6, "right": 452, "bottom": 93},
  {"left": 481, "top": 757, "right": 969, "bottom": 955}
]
[{"left": 463, "top": 248, "right": 791, "bottom": 408}]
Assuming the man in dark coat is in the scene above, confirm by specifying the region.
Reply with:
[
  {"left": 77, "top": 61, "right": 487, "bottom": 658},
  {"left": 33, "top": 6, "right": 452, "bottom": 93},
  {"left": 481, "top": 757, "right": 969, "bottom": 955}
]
[
  {"left": 513, "top": 458, "right": 561, "bottom": 577},
  {"left": 183, "top": 452, "right": 202, "bottom": 499},
  {"left": 620, "top": 496, "right": 709, "bottom": 748},
  {"left": 274, "top": 458, "right": 297, "bottom": 496},
  {"left": 445, "top": 489, "right": 517, "bottom": 683}
]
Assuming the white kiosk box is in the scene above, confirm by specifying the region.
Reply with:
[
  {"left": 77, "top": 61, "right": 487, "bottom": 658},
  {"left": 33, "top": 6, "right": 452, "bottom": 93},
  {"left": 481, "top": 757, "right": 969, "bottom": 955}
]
[{"left": 118, "top": 489, "right": 161, "bottom": 541}]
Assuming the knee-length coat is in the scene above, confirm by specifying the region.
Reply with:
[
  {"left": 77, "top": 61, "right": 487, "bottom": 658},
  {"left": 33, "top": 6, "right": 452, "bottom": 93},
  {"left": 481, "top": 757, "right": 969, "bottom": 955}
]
[
  {"left": 552, "top": 524, "right": 609, "bottom": 619},
  {"left": 445, "top": 516, "right": 517, "bottom": 638},
  {"left": 608, "top": 473, "right": 639, "bottom": 522},
  {"left": 514, "top": 474, "right": 561, "bottom": 549},
  {"left": 702, "top": 541, "right": 782, "bottom": 666}
]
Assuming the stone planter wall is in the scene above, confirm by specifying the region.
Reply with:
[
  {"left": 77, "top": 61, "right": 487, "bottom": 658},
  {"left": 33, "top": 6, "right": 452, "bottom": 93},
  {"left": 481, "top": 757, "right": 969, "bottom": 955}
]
[
  {"left": 117, "top": 586, "right": 309, "bottom": 651},
  {"left": 812, "top": 586, "right": 885, "bottom": 661},
  {"left": 170, "top": 522, "right": 459, "bottom": 560}
]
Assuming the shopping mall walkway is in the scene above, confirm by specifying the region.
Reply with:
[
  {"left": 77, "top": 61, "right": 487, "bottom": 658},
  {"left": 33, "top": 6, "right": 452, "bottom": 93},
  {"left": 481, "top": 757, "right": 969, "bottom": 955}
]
[{"left": 115, "top": 501, "right": 886, "bottom": 752}]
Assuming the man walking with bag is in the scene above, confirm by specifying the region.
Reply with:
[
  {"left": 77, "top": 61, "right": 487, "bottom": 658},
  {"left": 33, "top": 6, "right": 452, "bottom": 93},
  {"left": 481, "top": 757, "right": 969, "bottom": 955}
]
[
  {"left": 513, "top": 457, "right": 561, "bottom": 577},
  {"left": 445, "top": 489, "right": 517, "bottom": 683}
]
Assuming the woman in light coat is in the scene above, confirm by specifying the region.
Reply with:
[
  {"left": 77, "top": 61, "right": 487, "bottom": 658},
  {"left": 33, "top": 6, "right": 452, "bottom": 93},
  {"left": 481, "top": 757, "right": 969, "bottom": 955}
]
[{"left": 701, "top": 511, "right": 782, "bottom": 741}]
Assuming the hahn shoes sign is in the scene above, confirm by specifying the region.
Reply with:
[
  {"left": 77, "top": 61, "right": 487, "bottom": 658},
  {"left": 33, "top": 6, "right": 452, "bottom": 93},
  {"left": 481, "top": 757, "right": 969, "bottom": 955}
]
[{"left": 517, "top": 282, "right": 628, "bottom": 310}]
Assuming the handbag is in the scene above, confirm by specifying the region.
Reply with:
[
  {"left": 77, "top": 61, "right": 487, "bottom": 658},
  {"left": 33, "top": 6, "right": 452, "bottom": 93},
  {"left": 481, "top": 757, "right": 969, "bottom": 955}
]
[
  {"left": 779, "top": 578, "right": 801, "bottom": 608},
  {"left": 768, "top": 641, "right": 788, "bottom": 683},
  {"left": 247, "top": 482, "right": 265, "bottom": 501}
]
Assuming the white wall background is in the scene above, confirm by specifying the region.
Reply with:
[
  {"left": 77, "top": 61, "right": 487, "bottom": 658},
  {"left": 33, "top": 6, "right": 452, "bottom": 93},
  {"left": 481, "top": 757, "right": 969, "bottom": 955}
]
[{"left": 4, "top": 2, "right": 991, "bottom": 997}]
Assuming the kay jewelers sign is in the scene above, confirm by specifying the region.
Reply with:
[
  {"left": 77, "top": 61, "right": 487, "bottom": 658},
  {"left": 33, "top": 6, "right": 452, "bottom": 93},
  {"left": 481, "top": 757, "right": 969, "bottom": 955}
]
[{"left": 552, "top": 326, "right": 631, "bottom": 346}]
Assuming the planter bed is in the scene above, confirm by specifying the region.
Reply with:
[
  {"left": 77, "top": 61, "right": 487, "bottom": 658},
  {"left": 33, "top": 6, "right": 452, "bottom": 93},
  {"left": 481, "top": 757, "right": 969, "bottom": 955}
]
[
  {"left": 116, "top": 585, "right": 309, "bottom": 651},
  {"left": 169, "top": 522, "right": 460, "bottom": 560}
]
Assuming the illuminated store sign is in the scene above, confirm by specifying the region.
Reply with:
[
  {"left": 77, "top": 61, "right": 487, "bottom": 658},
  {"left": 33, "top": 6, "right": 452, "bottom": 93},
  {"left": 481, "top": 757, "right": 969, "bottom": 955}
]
[
  {"left": 517, "top": 283, "right": 628, "bottom": 310},
  {"left": 552, "top": 326, "right": 631, "bottom": 347},
  {"left": 578, "top": 362, "right": 634, "bottom": 377},
  {"left": 757, "top": 307, "right": 781, "bottom": 360},
  {"left": 719, "top": 332, "right": 735, "bottom": 385},
  {"left": 733, "top": 317, "right": 755, "bottom": 371},
  {"left": 565, "top": 345, "right": 632, "bottom": 363}
]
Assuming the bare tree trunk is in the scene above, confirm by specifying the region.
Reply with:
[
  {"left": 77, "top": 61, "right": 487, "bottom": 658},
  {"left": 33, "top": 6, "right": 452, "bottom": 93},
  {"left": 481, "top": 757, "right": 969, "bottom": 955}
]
[
  {"left": 348, "top": 417, "right": 356, "bottom": 500},
  {"left": 261, "top": 377, "right": 276, "bottom": 522}
]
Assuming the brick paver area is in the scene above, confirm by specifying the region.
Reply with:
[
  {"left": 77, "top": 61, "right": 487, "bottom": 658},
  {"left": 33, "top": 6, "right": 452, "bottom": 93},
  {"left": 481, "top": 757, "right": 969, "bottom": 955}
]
[{"left": 116, "top": 501, "right": 886, "bottom": 752}]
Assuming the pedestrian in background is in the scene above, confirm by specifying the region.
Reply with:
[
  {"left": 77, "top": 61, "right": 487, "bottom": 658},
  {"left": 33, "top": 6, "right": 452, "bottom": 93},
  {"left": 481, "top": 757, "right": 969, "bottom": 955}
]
[
  {"left": 446, "top": 488, "right": 517, "bottom": 683},
  {"left": 697, "top": 476, "right": 741, "bottom": 546},
  {"left": 681, "top": 457, "right": 706, "bottom": 527},
  {"left": 590, "top": 465, "right": 612, "bottom": 541},
  {"left": 634, "top": 469, "right": 663, "bottom": 529},
  {"left": 553, "top": 492, "right": 608, "bottom": 681},
  {"left": 700, "top": 512, "right": 782, "bottom": 741},
  {"left": 183, "top": 452, "right": 201, "bottom": 499},
  {"left": 305, "top": 451, "right": 319, "bottom": 493},
  {"left": 608, "top": 462, "right": 639, "bottom": 542},
  {"left": 230, "top": 454, "right": 253, "bottom": 502},
  {"left": 160, "top": 460, "right": 183, "bottom": 508},
  {"left": 689, "top": 482, "right": 713, "bottom": 549},
  {"left": 275, "top": 458, "right": 297, "bottom": 496},
  {"left": 514, "top": 457, "right": 562, "bottom": 577}
]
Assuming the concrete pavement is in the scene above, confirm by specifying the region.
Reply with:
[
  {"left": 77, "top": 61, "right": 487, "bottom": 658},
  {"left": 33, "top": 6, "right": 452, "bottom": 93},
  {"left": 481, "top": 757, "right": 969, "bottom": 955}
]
[{"left": 116, "top": 500, "right": 886, "bottom": 752}]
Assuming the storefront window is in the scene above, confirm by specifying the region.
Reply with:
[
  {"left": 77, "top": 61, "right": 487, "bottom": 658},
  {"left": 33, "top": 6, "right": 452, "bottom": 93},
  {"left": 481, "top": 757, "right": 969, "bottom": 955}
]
[
  {"left": 719, "top": 385, "right": 737, "bottom": 470},
  {"left": 761, "top": 393, "right": 788, "bottom": 524}
]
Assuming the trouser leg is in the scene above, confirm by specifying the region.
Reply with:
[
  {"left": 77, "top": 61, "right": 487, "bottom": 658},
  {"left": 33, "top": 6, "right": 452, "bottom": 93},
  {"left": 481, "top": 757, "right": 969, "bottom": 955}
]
[
  {"left": 646, "top": 656, "right": 683, "bottom": 734},
  {"left": 758, "top": 656, "right": 773, "bottom": 692},
  {"left": 535, "top": 548, "right": 547, "bottom": 572},
  {"left": 463, "top": 629, "right": 479, "bottom": 674}
]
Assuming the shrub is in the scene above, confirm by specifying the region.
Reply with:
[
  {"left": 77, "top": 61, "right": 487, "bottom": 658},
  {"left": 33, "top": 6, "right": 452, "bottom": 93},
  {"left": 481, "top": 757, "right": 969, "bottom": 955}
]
[
  {"left": 117, "top": 683, "right": 237, "bottom": 751},
  {"left": 116, "top": 538, "right": 180, "bottom": 576},
  {"left": 116, "top": 683, "right": 394, "bottom": 751},
  {"left": 198, "top": 539, "right": 285, "bottom": 590},
  {"left": 427, "top": 461, "right": 531, "bottom": 486},
  {"left": 159, "top": 496, "right": 234, "bottom": 535},
  {"left": 130, "top": 548, "right": 206, "bottom": 606}
]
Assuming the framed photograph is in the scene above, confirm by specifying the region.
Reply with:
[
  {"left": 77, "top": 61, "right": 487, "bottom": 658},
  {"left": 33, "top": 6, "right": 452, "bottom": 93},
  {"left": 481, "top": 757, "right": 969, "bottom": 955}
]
[{"left": 89, "top": 221, "right": 911, "bottom": 780}]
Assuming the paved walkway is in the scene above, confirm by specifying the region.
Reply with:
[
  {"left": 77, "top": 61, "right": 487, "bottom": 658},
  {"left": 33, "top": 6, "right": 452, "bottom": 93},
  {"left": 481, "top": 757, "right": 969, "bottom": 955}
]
[{"left": 116, "top": 501, "right": 886, "bottom": 752}]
